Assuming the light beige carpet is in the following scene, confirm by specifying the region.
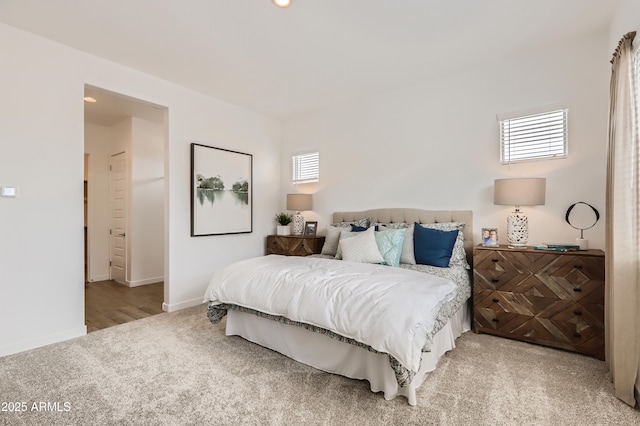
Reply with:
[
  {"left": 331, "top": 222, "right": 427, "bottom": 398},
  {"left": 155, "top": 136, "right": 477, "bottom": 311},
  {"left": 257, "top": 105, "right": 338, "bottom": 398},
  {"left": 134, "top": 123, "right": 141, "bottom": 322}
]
[{"left": 1, "top": 304, "right": 638, "bottom": 426}]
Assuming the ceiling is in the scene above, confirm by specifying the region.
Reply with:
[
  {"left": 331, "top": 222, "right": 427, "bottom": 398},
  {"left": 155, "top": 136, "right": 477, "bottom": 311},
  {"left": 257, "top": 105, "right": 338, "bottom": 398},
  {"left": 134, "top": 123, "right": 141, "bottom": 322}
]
[
  {"left": 83, "top": 86, "right": 166, "bottom": 127},
  {"left": 0, "top": 0, "right": 617, "bottom": 121}
]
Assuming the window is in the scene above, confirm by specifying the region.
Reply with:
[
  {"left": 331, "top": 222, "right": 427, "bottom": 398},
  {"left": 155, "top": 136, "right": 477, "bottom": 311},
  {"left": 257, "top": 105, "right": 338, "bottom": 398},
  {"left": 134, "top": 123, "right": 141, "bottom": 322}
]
[
  {"left": 292, "top": 151, "right": 319, "bottom": 184},
  {"left": 498, "top": 108, "right": 568, "bottom": 164}
]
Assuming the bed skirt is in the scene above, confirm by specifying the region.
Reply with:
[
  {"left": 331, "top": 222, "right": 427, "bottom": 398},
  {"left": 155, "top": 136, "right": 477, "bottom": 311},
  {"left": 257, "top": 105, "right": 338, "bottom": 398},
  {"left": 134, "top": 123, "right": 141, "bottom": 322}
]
[{"left": 225, "top": 300, "right": 471, "bottom": 405}]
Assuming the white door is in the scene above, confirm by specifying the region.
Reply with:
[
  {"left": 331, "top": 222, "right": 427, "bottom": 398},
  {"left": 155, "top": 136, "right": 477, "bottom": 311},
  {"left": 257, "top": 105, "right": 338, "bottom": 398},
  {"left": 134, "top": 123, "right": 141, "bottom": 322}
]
[{"left": 109, "top": 152, "right": 126, "bottom": 284}]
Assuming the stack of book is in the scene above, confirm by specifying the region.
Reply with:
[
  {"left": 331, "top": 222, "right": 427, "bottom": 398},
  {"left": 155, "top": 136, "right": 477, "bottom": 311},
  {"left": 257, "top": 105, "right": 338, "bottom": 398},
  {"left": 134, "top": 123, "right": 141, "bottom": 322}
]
[{"left": 533, "top": 244, "right": 582, "bottom": 252}]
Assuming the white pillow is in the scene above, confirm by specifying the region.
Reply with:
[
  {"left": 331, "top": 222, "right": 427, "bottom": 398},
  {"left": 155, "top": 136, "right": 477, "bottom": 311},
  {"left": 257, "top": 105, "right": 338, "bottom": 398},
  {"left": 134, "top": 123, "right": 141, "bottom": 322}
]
[
  {"left": 399, "top": 224, "right": 416, "bottom": 265},
  {"left": 338, "top": 227, "right": 384, "bottom": 264},
  {"left": 321, "top": 226, "right": 346, "bottom": 256}
]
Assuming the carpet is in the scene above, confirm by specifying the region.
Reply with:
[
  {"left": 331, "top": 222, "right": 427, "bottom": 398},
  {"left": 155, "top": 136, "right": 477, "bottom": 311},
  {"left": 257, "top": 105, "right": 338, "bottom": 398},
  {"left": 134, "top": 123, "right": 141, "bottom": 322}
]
[{"left": 1, "top": 304, "right": 638, "bottom": 425}]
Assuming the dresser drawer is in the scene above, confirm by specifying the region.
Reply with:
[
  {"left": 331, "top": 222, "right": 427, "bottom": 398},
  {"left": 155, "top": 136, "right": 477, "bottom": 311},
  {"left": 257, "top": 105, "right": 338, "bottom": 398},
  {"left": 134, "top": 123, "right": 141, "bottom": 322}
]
[
  {"left": 473, "top": 249, "right": 556, "bottom": 293},
  {"left": 536, "top": 255, "right": 605, "bottom": 303},
  {"left": 474, "top": 306, "right": 604, "bottom": 359},
  {"left": 474, "top": 288, "right": 537, "bottom": 316},
  {"left": 266, "top": 235, "right": 325, "bottom": 256}
]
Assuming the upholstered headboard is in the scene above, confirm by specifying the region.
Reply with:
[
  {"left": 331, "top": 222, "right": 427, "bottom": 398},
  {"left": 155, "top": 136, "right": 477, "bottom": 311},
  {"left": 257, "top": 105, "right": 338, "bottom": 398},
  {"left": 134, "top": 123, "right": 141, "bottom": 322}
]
[{"left": 333, "top": 208, "right": 474, "bottom": 265}]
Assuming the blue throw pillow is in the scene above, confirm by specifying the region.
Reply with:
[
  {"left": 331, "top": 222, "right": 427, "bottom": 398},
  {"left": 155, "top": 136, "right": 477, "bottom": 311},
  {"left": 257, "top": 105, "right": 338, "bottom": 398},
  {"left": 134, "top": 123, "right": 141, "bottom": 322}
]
[
  {"left": 413, "top": 222, "right": 459, "bottom": 268},
  {"left": 351, "top": 224, "right": 378, "bottom": 232}
]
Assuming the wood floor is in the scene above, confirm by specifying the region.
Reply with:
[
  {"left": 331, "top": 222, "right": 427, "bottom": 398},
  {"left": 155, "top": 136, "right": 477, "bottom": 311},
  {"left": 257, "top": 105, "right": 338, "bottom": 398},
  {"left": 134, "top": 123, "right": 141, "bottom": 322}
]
[{"left": 85, "top": 280, "right": 164, "bottom": 333}]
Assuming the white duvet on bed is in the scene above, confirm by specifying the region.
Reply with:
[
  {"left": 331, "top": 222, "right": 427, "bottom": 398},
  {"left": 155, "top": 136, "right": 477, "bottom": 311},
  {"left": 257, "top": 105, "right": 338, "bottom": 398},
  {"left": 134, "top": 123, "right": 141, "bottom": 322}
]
[{"left": 203, "top": 254, "right": 457, "bottom": 374}]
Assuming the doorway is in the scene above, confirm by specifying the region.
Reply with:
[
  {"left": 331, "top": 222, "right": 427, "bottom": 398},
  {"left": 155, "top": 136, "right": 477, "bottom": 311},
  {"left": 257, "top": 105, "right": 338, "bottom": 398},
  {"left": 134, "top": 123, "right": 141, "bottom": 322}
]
[{"left": 83, "top": 85, "right": 167, "bottom": 330}]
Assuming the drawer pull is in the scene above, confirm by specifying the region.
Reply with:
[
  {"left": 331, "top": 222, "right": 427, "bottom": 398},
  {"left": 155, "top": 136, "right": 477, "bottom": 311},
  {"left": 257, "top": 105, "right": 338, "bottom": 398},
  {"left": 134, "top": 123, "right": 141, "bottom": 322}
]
[
  {"left": 491, "top": 279, "right": 499, "bottom": 283},
  {"left": 574, "top": 264, "right": 583, "bottom": 269},
  {"left": 574, "top": 332, "right": 581, "bottom": 338},
  {"left": 574, "top": 310, "right": 582, "bottom": 316},
  {"left": 573, "top": 288, "right": 582, "bottom": 292},
  {"left": 491, "top": 259, "right": 499, "bottom": 263},
  {"left": 492, "top": 298, "right": 499, "bottom": 303},
  {"left": 492, "top": 318, "right": 499, "bottom": 322}
]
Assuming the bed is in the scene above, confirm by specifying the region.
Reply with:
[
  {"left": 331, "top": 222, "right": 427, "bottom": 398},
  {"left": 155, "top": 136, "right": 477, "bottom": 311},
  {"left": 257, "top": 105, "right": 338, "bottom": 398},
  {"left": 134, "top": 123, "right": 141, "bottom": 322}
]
[{"left": 204, "top": 208, "right": 473, "bottom": 405}]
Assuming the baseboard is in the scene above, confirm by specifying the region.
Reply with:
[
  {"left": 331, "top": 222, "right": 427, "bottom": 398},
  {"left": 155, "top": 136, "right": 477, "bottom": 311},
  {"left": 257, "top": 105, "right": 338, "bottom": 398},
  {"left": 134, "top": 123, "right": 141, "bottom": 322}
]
[
  {"left": 87, "top": 274, "right": 109, "bottom": 282},
  {"left": 0, "top": 325, "right": 87, "bottom": 357},
  {"left": 162, "top": 297, "right": 204, "bottom": 313},
  {"left": 126, "top": 276, "right": 164, "bottom": 288}
]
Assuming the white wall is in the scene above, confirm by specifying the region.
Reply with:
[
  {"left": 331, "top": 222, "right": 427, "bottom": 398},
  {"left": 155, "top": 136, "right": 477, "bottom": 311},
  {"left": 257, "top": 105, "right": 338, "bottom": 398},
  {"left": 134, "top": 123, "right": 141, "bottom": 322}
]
[
  {"left": 282, "top": 29, "right": 611, "bottom": 250},
  {"left": 609, "top": 0, "right": 640, "bottom": 51},
  {"left": 111, "top": 118, "right": 131, "bottom": 157},
  {"left": 0, "top": 23, "right": 281, "bottom": 356},
  {"left": 129, "top": 117, "right": 164, "bottom": 286}
]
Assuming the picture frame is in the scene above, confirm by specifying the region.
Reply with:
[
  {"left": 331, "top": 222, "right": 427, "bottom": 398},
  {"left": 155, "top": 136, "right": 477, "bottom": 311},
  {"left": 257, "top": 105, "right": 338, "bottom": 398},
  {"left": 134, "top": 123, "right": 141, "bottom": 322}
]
[
  {"left": 482, "top": 227, "right": 499, "bottom": 247},
  {"left": 191, "top": 143, "right": 252, "bottom": 236},
  {"left": 304, "top": 221, "right": 318, "bottom": 236}
]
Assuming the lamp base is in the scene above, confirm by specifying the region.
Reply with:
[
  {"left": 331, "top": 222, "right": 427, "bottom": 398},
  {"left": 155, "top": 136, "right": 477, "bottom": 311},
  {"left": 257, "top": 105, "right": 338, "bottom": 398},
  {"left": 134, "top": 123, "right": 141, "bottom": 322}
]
[
  {"left": 506, "top": 210, "right": 529, "bottom": 247},
  {"left": 507, "top": 244, "right": 527, "bottom": 249},
  {"left": 292, "top": 214, "right": 304, "bottom": 235}
]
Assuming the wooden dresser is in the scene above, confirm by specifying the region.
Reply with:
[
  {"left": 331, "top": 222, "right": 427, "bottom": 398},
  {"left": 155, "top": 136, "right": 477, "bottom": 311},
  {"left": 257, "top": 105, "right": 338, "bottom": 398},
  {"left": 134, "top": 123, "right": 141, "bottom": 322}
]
[
  {"left": 473, "top": 245, "right": 605, "bottom": 360},
  {"left": 266, "top": 235, "right": 325, "bottom": 256}
]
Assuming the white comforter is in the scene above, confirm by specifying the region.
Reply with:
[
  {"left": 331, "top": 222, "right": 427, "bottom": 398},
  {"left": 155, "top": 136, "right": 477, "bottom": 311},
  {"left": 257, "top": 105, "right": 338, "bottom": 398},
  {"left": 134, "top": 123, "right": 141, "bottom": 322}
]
[{"left": 203, "top": 255, "right": 457, "bottom": 373}]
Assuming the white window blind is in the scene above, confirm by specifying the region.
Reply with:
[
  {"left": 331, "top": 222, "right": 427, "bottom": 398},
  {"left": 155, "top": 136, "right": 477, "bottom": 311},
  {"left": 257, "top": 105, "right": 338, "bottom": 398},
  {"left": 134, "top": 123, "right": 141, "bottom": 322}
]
[
  {"left": 499, "top": 109, "right": 568, "bottom": 164},
  {"left": 292, "top": 152, "right": 319, "bottom": 184}
]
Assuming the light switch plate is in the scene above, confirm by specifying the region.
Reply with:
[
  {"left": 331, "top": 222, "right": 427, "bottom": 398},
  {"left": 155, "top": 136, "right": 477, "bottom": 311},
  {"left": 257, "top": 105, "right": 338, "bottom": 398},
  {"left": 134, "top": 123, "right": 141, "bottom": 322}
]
[{"left": 1, "top": 186, "right": 18, "bottom": 197}]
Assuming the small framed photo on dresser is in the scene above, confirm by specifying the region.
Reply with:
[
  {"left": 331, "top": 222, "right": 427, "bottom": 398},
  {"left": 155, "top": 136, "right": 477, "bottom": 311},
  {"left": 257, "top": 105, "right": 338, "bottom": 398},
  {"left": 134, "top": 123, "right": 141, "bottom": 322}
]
[
  {"left": 482, "top": 228, "right": 499, "bottom": 246},
  {"left": 304, "top": 221, "right": 317, "bottom": 236}
]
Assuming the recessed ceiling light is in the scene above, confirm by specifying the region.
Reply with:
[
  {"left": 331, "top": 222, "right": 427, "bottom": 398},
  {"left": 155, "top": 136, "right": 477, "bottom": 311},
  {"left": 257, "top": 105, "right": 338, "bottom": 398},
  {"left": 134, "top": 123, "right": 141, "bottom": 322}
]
[
  {"left": 273, "top": 0, "right": 291, "bottom": 8},
  {"left": 84, "top": 97, "right": 97, "bottom": 103}
]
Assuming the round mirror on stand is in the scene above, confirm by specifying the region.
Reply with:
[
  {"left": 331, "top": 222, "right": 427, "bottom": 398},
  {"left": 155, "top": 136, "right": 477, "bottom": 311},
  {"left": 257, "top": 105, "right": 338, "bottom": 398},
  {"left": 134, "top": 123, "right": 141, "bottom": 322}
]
[{"left": 565, "top": 202, "right": 600, "bottom": 250}]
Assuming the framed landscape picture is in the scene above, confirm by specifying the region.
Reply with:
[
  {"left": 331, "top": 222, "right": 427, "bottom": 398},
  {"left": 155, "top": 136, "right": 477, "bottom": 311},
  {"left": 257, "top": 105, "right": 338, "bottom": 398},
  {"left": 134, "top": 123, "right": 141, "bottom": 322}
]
[{"left": 191, "top": 143, "right": 252, "bottom": 236}]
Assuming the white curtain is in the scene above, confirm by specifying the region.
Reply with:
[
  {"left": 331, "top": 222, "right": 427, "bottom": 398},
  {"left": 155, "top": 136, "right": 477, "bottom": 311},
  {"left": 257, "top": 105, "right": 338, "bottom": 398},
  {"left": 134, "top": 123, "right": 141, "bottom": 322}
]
[{"left": 605, "top": 31, "right": 639, "bottom": 407}]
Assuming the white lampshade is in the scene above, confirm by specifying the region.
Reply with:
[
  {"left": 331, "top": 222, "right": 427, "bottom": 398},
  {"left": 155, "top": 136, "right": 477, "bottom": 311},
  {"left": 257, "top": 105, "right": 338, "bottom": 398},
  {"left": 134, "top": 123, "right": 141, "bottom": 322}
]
[
  {"left": 286, "top": 193, "right": 312, "bottom": 235},
  {"left": 494, "top": 178, "right": 546, "bottom": 207},
  {"left": 494, "top": 178, "right": 546, "bottom": 248},
  {"left": 286, "top": 193, "right": 312, "bottom": 212}
]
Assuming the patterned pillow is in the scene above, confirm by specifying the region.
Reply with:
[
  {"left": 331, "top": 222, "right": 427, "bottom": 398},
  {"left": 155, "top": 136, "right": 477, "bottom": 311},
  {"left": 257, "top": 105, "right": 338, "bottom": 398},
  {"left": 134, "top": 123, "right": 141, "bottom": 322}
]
[
  {"left": 332, "top": 218, "right": 371, "bottom": 229},
  {"left": 336, "top": 228, "right": 405, "bottom": 267},
  {"left": 335, "top": 231, "right": 358, "bottom": 260},
  {"left": 375, "top": 222, "right": 410, "bottom": 230},
  {"left": 338, "top": 227, "right": 384, "bottom": 264}
]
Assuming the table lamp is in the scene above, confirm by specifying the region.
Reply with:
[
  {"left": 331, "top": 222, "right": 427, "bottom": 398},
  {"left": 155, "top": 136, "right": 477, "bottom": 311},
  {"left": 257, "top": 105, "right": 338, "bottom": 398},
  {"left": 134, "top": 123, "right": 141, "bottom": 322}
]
[
  {"left": 286, "top": 193, "right": 312, "bottom": 235},
  {"left": 494, "top": 178, "right": 546, "bottom": 248}
]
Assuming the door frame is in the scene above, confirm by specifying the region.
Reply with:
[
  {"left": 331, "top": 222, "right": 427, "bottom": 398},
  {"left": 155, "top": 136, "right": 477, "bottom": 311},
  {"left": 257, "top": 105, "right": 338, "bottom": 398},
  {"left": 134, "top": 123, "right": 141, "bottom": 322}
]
[{"left": 109, "top": 151, "right": 127, "bottom": 284}]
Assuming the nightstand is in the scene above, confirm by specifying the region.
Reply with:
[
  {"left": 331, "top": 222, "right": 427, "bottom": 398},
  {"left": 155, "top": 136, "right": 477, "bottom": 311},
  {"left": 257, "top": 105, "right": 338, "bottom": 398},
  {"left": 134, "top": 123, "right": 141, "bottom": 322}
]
[
  {"left": 266, "top": 235, "right": 326, "bottom": 256},
  {"left": 473, "top": 245, "right": 605, "bottom": 360}
]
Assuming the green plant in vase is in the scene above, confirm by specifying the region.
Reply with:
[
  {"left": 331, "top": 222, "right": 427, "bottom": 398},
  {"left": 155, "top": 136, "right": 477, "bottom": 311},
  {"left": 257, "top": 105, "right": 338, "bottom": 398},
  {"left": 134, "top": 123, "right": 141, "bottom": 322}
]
[{"left": 275, "top": 212, "right": 293, "bottom": 235}]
